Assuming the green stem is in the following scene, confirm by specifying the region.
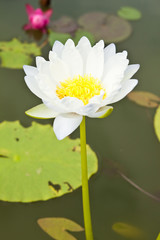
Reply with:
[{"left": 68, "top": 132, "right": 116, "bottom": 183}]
[{"left": 80, "top": 116, "right": 94, "bottom": 240}]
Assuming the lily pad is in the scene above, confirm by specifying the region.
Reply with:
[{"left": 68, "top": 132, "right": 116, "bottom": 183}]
[
  {"left": 157, "top": 233, "right": 160, "bottom": 240},
  {"left": 48, "top": 30, "right": 71, "bottom": 46},
  {"left": 38, "top": 218, "right": 84, "bottom": 240},
  {"left": 0, "top": 38, "right": 41, "bottom": 69},
  {"left": 73, "top": 29, "right": 95, "bottom": 45},
  {"left": 112, "top": 222, "right": 145, "bottom": 239},
  {"left": 154, "top": 105, "right": 160, "bottom": 142},
  {"left": 50, "top": 16, "right": 78, "bottom": 34},
  {"left": 128, "top": 91, "right": 160, "bottom": 108},
  {"left": 0, "top": 121, "right": 98, "bottom": 202},
  {"left": 118, "top": 6, "right": 142, "bottom": 21},
  {"left": 0, "top": 51, "right": 32, "bottom": 69},
  {"left": 78, "top": 12, "right": 132, "bottom": 43}
]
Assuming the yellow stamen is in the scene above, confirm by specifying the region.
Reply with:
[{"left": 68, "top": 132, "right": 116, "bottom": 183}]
[{"left": 56, "top": 75, "right": 107, "bottom": 105}]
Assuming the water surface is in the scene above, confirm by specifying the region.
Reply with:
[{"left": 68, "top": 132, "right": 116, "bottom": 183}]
[{"left": 0, "top": 0, "right": 160, "bottom": 239}]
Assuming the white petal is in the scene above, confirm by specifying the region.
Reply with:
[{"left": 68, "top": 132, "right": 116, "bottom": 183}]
[
  {"left": 24, "top": 76, "right": 47, "bottom": 99},
  {"left": 52, "top": 40, "right": 64, "bottom": 57},
  {"left": 117, "top": 50, "right": 128, "bottom": 58},
  {"left": 36, "top": 56, "right": 46, "bottom": 70},
  {"left": 101, "top": 85, "right": 121, "bottom": 105},
  {"left": 60, "top": 97, "right": 84, "bottom": 112},
  {"left": 62, "top": 39, "right": 83, "bottom": 77},
  {"left": 35, "top": 72, "right": 57, "bottom": 99},
  {"left": 49, "top": 58, "right": 70, "bottom": 83},
  {"left": 89, "top": 91, "right": 105, "bottom": 104},
  {"left": 110, "top": 79, "right": 138, "bottom": 104},
  {"left": 77, "top": 36, "right": 91, "bottom": 47},
  {"left": 36, "top": 61, "right": 66, "bottom": 93},
  {"left": 85, "top": 49, "right": 98, "bottom": 77},
  {"left": 76, "top": 37, "right": 92, "bottom": 74},
  {"left": 25, "top": 104, "right": 58, "bottom": 119},
  {"left": 93, "top": 40, "right": 104, "bottom": 78},
  {"left": 77, "top": 103, "right": 100, "bottom": 116},
  {"left": 44, "top": 95, "right": 83, "bottom": 113},
  {"left": 44, "top": 97, "right": 83, "bottom": 114},
  {"left": 38, "top": 61, "right": 50, "bottom": 75},
  {"left": 43, "top": 98, "right": 68, "bottom": 113},
  {"left": 49, "top": 51, "right": 57, "bottom": 62},
  {"left": 85, "top": 40, "right": 104, "bottom": 79},
  {"left": 54, "top": 113, "right": 82, "bottom": 140},
  {"left": 23, "top": 65, "right": 38, "bottom": 76},
  {"left": 87, "top": 106, "right": 113, "bottom": 118},
  {"left": 123, "top": 64, "right": 140, "bottom": 82},
  {"left": 104, "top": 43, "right": 116, "bottom": 61},
  {"left": 102, "top": 54, "right": 129, "bottom": 90}
]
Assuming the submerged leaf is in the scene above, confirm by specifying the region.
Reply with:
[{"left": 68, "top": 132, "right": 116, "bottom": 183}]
[
  {"left": 128, "top": 91, "right": 160, "bottom": 108},
  {"left": 0, "top": 38, "right": 41, "bottom": 69},
  {"left": 154, "top": 105, "right": 160, "bottom": 142},
  {"left": 50, "top": 16, "right": 78, "bottom": 34},
  {"left": 38, "top": 218, "right": 84, "bottom": 240},
  {"left": 78, "top": 12, "right": 132, "bottom": 43},
  {"left": 0, "top": 121, "right": 98, "bottom": 202},
  {"left": 118, "top": 6, "right": 142, "bottom": 21},
  {"left": 112, "top": 222, "right": 145, "bottom": 239},
  {"left": 48, "top": 30, "right": 71, "bottom": 46}
]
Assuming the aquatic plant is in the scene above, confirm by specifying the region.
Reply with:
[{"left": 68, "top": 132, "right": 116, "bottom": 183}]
[
  {"left": 0, "top": 38, "right": 41, "bottom": 68},
  {"left": 24, "top": 4, "right": 52, "bottom": 32},
  {"left": 23, "top": 36, "right": 139, "bottom": 240},
  {"left": 24, "top": 37, "right": 139, "bottom": 140},
  {"left": 117, "top": 6, "right": 142, "bottom": 21}
]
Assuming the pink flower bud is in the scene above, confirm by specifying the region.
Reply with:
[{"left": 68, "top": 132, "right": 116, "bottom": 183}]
[{"left": 24, "top": 4, "right": 53, "bottom": 31}]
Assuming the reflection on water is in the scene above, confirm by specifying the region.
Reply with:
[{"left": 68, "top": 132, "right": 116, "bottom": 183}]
[{"left": 0, "top": 0, "right": 160, "bottom": 239}]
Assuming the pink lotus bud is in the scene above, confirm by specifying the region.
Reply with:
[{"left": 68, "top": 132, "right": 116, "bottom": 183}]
[{"left": 24, "top": 4, "right": 53, "bottom": 31}]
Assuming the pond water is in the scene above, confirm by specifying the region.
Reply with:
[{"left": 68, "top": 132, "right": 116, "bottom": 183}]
[{"left": 0, "top": 0, "right": 160, "bottom": 239}]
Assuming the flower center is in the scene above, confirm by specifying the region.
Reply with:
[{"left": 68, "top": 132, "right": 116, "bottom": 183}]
[{"left": 56, "top": 75, "right": 107, "bottom": 105}]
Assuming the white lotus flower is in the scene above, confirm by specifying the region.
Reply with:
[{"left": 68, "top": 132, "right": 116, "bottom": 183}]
[{"left": 23, "top": 37, "right": 139, "bottom": 140}]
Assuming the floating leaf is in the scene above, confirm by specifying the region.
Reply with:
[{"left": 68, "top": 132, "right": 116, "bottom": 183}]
[
  {"left": 38, "top": 218, "right": 84, "bottom": 240},
  {"left": 118, "top": 6, "right": 142, "bottom": 21},
  {"left": 50, "top": 16, "right": 78, "bottom": 34},
  {"left": 154, "top": 105, "right": 160, "bottom": 142},
  {"left": 157, "top": 233, "right": 160, "bottom": 240},
  {"left": 128, "top": 91, "right": 160, "bottom": 108},
  {"left": 73, "top": 29, "right": 95, "bottom": 45},
  {"left": 78, "top": 12, "right": 132, "bottom": 43},
  {"left": 0, "top": 38, "right": 41, "bottom": 69},
  {"left": 0, "top": 51, "right": 32, "bottom": 69},
  {"left": 0, "top": 121, "right": 98, "bottom": 202},
  {"left": 48, "top": 30, "right": 71, "bottom": 46},
  {"left": 112, "top": 222, "right": 145, "bottom": 239}
]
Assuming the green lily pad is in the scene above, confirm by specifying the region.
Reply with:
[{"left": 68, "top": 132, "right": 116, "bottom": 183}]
[
  {"left": 0, "top": 51, "right": 32, "bottom": 69},
  {"left": 73, "top": 29, "right": 95, "bottom": 45},
  {"left": 112, "top": 222, "right": 145, "bottom": 239},
  {"left": 118, "top": 6, "right": 142, "bottom": 21},
  {"left": 0, "top": 38, "right": 41, "bottom": 69},
  {"left": 0, "top": 121, "right": 98, "bottom": 202},
  {"left": 78, "top": 12, "right": 132, "bottom": 43},
  {"left": 50, "top": 16, "right": 78, "bottom": 34},
  {"left": 38, "top": 218, "right": 84, "bottom": 240},
  {"left": 128, "top": 91, "right": 160, "bottom": 108},
  {"left": 48, "top": 30, "right": 71, "bottom": 46},
  {"left": 154, "top": 105, "right": 160, "bottom": 142}
]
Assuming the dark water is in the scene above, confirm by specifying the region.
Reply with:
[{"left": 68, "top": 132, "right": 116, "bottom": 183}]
[{"left": 0, "top": 0, "right": 160, "bottom": 239}]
